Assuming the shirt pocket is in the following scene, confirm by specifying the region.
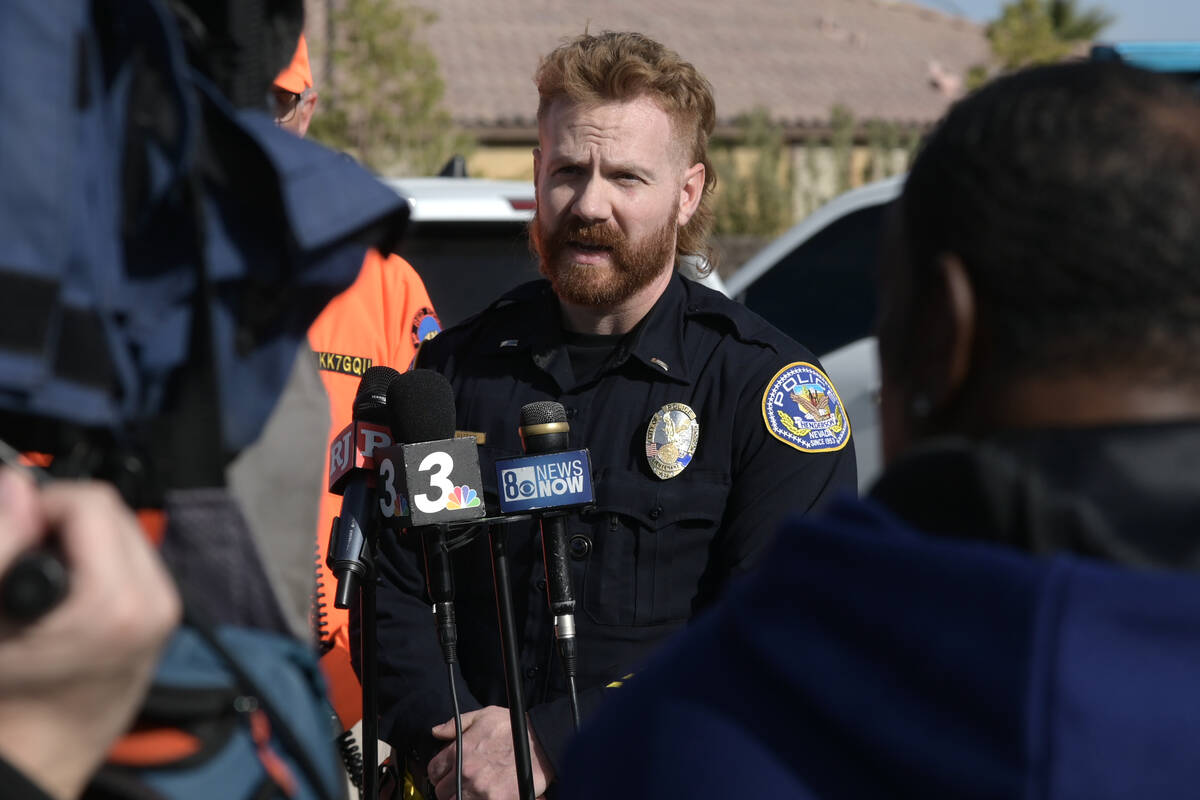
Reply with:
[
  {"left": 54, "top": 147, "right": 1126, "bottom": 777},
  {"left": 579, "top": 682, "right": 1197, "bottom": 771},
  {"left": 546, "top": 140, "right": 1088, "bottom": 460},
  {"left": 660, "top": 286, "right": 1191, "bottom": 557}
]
[{"left": 579, "top": 469, "right": 729, "bottom": 627}]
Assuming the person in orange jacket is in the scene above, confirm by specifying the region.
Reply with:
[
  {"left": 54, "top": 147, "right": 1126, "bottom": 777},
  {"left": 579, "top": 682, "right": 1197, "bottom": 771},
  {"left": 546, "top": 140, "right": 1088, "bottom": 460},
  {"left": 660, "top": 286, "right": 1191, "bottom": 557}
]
[{"left": 274, "top": 35, "right": 442, "bottom": 731}]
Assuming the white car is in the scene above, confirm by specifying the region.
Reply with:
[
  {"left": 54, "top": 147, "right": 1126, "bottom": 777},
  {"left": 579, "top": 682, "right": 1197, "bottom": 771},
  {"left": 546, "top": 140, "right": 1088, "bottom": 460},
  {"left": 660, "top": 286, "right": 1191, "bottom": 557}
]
[
  {"left": 384, "top": 176, "right": 728, "bottom": 328},
  {"left": 727, "top": 175, "right": 905, "bottom": 491}
]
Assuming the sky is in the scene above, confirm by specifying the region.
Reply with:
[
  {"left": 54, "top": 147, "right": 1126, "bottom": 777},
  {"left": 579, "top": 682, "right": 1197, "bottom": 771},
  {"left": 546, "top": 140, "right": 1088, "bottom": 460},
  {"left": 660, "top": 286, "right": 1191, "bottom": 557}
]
[{"left": 908, "top": 0, "right": 1200, "bottom": 40}]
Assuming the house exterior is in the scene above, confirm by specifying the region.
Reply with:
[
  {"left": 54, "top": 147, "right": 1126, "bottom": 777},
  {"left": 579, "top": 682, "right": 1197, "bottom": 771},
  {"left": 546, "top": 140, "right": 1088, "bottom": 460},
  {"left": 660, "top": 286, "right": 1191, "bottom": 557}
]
[{"left": 304, "top": 0, "right": 988, "bottom": 229}]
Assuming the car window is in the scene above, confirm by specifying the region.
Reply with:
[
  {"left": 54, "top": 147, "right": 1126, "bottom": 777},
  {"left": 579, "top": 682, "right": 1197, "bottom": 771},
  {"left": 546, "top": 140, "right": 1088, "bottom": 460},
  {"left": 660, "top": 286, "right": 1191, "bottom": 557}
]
[
  {"left": 741, "top": 203, "right": 890, "bottom": 355},
  {"left": 395, "top": 221, "right": 540, "bottom": 328}
]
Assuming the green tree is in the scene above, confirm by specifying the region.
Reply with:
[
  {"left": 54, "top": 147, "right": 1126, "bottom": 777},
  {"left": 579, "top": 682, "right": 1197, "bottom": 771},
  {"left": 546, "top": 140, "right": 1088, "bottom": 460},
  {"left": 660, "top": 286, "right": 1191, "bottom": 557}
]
[
  {"left": 986, "top": 0, "right": 1114, "bottom": 72},
  {"left": 967, "top": 0, "right": 1113, "bottom": 90},
  {"left": 829, "top": 104, "right": 855, "bottom": 196},
  {"left": 713, "top": 108, "right": 795, "bottom": 237},
  {"left": 308, "top": 0, "right": 473, "bottom": 175},
  {"left": 1047, "top": 0, "right": 1115, "bottom": 42}
]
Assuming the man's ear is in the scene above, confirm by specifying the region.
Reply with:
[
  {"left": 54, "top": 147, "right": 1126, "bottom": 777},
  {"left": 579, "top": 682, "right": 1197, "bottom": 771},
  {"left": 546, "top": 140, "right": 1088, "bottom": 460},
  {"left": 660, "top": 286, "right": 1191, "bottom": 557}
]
[
  {"left": 912, "top": 253, "right": 975, "bottom": 414},
  {"left": 532, "top": 147, "right": 542, "bottom": 205},
  {"left": 676, "top": 162, "right": 705, "bottom": 227},
  {"left": 940, "top": 254, "right": 975, "bottom": 402}
]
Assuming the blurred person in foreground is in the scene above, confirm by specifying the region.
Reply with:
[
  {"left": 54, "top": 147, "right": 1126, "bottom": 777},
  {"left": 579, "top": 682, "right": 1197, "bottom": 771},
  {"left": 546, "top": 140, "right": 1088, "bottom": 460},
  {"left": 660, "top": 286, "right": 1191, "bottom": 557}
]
[
  {"left": 559, "top": 60, "right": 1200, "bottom": 799},
  {"left": 375, "top": 30, "right": 856, "bottom": 800},
  {"left": 0, "top": 0, "right": 409, "bottom": 795},
  {"left": 0, "top": 469, "right": 180, "bottom": 800},
  {"left": 271, "top": 33, "right": 443, "bottom": 733}
]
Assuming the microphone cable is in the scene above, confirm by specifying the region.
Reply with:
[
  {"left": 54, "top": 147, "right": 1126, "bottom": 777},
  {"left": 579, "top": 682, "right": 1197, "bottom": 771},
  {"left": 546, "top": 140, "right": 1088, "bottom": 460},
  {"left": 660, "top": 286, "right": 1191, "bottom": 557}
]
[
  {"left": 434, "top": 526, "right": 462, "bottom": 800},
  {"left": 541, "top": 640, "right": 581, "bottom": 732},
  {"left": 427, "top": 523, "right": 463, "bottom": 800},
  {"left": 311, "top": 545, "right": 366, "bottom": 791},
  {"left": 567, "top": 673, "right": 581, "bottom": 731},
  {"left": 447, "top": 660, "right": 463, "bottom": 800}
]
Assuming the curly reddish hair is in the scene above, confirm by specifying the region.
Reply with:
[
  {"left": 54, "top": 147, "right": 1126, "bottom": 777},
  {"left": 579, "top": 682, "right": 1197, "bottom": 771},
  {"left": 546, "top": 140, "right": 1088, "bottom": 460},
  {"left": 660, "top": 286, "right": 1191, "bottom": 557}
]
[{"left": 534, "top": 31, "right": 718, "bottom": 271}]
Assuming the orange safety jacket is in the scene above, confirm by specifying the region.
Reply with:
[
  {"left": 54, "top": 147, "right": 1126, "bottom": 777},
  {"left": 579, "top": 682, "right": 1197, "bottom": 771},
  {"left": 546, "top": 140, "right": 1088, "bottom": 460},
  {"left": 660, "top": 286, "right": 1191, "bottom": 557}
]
[{"left": 307, "top": 249, "right": 441, "bottom": 728}]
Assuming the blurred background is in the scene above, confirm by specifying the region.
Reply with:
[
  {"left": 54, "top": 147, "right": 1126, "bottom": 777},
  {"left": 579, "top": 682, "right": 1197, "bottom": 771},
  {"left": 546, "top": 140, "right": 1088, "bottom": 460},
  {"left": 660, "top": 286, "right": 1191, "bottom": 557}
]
[
  {"left": 298, "top": 0, "right": 1192, "bottom": 276},
  {"left": 294, "top": 0, "right": 1198, "bottom": 491}
]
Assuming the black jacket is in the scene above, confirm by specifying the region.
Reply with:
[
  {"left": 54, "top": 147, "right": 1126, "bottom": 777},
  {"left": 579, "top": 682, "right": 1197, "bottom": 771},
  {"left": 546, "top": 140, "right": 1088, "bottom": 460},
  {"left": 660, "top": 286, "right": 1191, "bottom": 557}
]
[{"left": 373, "top": 274, "right": 857, "bottom": 772}]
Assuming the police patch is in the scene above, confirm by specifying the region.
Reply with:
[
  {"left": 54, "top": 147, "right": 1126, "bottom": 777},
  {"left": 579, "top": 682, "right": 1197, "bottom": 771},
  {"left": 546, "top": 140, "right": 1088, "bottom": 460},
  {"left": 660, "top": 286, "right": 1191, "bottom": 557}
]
[
  {"left": 410, "top": 307, "right": 442, "bottom": 348},
  {"left": 761, "top": 362, "right": 851, "bottom": 453}
]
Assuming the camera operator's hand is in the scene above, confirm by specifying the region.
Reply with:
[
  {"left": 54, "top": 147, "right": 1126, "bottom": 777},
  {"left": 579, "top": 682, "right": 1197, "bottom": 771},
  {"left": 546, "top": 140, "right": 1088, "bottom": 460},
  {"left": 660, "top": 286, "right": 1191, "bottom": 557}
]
[{"left": 0, "top": 469, "right": 181, "bottom": 800}]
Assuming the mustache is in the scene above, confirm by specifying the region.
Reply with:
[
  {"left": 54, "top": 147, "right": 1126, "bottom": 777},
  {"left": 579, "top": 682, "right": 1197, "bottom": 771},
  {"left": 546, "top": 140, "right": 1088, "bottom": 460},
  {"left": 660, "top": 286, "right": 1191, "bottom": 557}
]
[{"left": 556, "top": 221, "right": 626, "bottom": 249}]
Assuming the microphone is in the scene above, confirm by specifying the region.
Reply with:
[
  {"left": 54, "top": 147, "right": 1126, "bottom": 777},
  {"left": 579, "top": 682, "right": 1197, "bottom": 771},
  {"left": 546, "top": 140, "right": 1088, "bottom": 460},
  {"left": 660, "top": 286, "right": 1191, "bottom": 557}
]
[
  {"left": 0, "top": 550, "right": 68, "bottom": 624},
  {"left": 326, "top": 366, "right": 400, "bottom": 610},
  {"left": 0, "top": 446, "right": 68, "bottom": 624},
  {"left": 508, "top": 401, "right": 594, "bottom": 728},
  {"left": 378, "top": 369, "right": 486, "bottom": 663}
]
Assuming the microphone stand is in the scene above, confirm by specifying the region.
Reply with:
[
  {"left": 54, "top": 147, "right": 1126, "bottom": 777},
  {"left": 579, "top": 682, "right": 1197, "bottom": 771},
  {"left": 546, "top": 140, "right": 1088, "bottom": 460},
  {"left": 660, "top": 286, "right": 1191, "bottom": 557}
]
[
  {"left": 487, "top": 519, "right": 536, "bottom": 800},
  {"left": 362, "top": 515, "right": 537, "bottom": 800},
  {"left": 361, "top": 530, "right": 379, "bottom": 800}
]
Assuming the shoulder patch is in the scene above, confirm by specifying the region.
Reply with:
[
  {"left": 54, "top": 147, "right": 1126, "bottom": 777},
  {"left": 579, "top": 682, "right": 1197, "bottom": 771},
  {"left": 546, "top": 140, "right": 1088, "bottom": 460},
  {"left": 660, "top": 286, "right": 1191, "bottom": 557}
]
[
  {"left": 410, "top": 307, "right": 442, "bottom": 348},
  {"left": 761, "top": 361, "right": 851, "bottom": 453}
]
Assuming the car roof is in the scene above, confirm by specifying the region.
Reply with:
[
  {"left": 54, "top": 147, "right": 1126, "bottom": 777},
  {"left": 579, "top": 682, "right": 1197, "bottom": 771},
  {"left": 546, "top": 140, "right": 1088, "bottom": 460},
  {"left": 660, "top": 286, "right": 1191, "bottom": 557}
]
[
  {"left": 1090, "top": 41, "right": 1200, "bottom": 73},
  {"left": 383, "top": 177, "right": 535, "bottom": 223},
  {"left": 724, "top": 174, "right": 905, "bottom": 297}
]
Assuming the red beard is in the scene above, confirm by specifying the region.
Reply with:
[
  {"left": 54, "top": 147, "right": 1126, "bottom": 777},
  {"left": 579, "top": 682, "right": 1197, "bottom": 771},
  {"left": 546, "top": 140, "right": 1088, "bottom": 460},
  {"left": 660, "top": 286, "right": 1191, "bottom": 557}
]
[{"left": 530, "top": 213, "right": 676, "bottom": 307}]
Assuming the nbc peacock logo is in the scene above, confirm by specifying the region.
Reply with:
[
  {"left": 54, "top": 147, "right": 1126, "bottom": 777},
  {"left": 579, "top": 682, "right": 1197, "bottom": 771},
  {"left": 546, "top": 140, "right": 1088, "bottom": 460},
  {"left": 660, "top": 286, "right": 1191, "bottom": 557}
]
[{"left": 445, "top": 485, "right": 482, "bottom": 510}]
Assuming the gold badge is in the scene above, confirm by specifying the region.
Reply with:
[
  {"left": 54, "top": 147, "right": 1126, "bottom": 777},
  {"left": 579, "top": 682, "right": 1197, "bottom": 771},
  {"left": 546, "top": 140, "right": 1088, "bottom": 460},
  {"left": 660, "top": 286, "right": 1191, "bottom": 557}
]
[{"left": 644, "top": 403, "right": 699, "bottom": 480}]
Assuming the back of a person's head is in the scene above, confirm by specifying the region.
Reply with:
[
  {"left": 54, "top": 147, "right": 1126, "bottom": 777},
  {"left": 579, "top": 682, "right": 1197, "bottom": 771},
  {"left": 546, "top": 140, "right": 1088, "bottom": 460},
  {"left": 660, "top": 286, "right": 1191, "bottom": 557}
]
[
  {"left": 534, "top": 31, "right": 717, "bottom": 265},
  {"left": 902, "top": 61, "right": 1200, "bottom": 384}
]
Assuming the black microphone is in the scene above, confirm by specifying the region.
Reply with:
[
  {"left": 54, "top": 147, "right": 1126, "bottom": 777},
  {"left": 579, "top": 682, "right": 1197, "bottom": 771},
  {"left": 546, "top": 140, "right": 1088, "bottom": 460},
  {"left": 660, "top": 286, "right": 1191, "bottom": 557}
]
[
  {"left": 382, "top": 369, "right": 485, "bottom": 664},
  {"left": 0, "top": 446, "right": 68, "bottom": 624},
  {"left": 518, "top": 401, "right": 585, "bottom": 726},
  {"left": 327, "top": 366, "right": 400, "bottom": 610},
  {"left": 0, "top": 550, "right": 68, "bottom": 624}
]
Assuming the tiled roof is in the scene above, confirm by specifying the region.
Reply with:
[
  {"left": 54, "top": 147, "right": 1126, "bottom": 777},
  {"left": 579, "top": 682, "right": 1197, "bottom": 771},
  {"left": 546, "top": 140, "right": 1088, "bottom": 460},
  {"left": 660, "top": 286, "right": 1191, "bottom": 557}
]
[{"left": 407, "top": 0, "right": 989, "bottom": 129}]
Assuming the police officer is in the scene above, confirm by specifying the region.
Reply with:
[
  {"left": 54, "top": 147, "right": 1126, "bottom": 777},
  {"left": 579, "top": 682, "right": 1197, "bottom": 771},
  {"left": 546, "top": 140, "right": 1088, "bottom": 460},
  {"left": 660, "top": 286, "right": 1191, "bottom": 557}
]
[{"left": 373, "top": 31, "right": 856, "bottom": 800}]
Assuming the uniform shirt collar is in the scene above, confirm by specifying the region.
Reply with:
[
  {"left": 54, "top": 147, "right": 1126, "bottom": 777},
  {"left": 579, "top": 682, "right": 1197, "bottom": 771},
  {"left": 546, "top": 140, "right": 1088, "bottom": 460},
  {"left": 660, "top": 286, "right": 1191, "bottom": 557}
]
[
  {"left": 483, "top": 274, "right": 695, "bottom": 390},
  {"left": 620, "top": 272, "right": 692, "bottom": 385}
]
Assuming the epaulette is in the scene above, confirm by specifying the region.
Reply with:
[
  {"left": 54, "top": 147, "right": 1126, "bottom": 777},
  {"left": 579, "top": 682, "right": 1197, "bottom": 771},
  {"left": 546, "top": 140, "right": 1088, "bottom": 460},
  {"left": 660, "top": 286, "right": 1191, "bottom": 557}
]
[
  {"left": 424, "top": 280, "right": 544, "bottom": 340},
  {"left": 681, "top": 278, "right": 785, "bottom": 351},
  {"left": 419, "top": 280, "right": 554, "bottom": 366},
  {"left": 490, "top": 279, "right": 553, "bottom": 309}
]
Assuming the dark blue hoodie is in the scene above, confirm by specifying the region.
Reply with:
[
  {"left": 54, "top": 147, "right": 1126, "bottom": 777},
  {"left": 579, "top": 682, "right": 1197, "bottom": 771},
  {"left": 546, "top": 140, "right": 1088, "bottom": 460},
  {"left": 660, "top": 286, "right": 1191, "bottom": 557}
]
[{"left": 559, "top": 426, "right": 1200, "bottom": 799}]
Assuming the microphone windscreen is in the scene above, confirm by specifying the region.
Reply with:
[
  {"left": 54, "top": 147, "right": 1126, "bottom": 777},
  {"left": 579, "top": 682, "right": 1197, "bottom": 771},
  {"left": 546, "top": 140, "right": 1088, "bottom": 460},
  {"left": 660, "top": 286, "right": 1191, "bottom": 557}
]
[
  {"left": 520, "top": 400, "right": 567, "bottom": 427},
  {"left": 519, "top": 400, "right": 569, "bottom": 454},
  {"left": 353, "top": 366, "right": 403, "bottom": 422},
  {"left": 387, "top": 369, "right": 456, "bottom": 443}
]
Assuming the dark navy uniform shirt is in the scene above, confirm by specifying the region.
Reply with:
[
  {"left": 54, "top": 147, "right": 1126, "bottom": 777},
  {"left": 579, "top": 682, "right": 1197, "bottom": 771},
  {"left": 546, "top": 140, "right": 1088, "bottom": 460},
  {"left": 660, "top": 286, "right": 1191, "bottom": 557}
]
[{"left": 374, "top": 274, "right": 857, "bottom": 771}]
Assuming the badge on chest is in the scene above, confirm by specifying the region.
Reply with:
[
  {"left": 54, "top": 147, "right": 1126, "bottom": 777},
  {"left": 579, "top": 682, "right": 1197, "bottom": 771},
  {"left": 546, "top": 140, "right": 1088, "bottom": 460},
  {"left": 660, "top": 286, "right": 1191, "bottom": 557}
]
[{"left": 645, "top": 403, "right": 699, "bottom": 479}]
